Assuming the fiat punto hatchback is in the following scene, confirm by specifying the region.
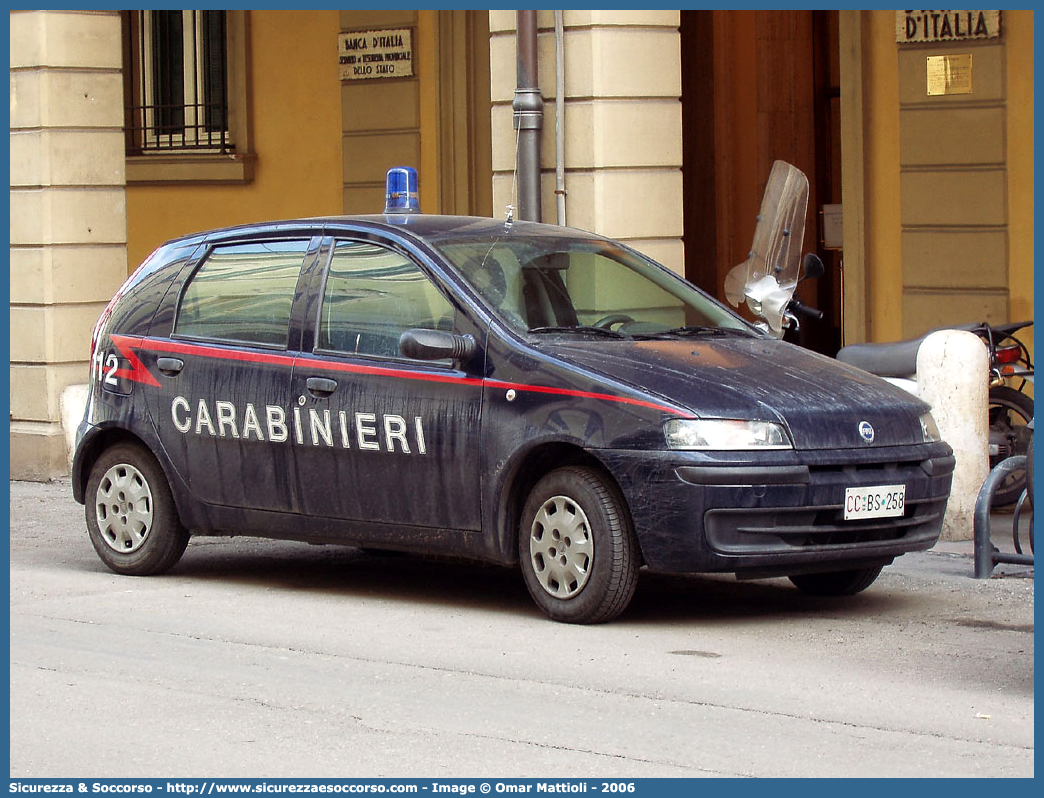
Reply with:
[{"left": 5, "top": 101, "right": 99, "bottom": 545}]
[{"left": 73, "top": 163, "right": 954, "bottom": 623}]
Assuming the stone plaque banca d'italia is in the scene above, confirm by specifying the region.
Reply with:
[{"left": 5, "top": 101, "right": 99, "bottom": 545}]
[{"left": 339, "top": 28, "right": 413, "bottom": 81}]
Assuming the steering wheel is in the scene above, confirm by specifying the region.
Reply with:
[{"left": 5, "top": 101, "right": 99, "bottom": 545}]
[{"left": 592, "top": 313, "right": 636, "bottom": 330}]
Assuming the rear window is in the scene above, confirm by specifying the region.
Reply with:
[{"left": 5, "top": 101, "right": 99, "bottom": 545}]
[{"left": 175, "top": 240, "right": 308, "bottom": 347}]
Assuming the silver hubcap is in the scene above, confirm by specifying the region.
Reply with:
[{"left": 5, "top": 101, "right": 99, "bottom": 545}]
[
  {"left": 95, "top": 463, "right": 154, "bottom": 554},
  {"left": 529, "top": 495, "right": 593, "bottom": 599}
]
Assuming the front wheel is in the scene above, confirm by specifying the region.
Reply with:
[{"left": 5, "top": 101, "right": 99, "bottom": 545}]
[
  {"left": 85, "top": 443, "right": 189, "bottom": 575},
  {"left": 519, "top": 467, "right": 639, "bottom": 623},
  {"left": 788, "top": 566, "right": 883, "bottom": 596}
]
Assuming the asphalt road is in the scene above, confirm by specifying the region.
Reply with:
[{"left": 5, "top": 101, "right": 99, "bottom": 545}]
[{"left": 9, "top": 479, "right": 1034, "bottom": 778}]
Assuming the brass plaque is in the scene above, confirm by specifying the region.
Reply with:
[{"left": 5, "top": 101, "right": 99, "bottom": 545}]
[{"left": 927, "top": 54, "right": 973, "bottom": 96}]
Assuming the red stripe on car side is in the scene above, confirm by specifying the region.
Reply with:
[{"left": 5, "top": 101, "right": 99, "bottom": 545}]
[
  {"left": 295, "top": 355, "right": 485, "bottom": 387},
  {"left": 114, "top": 335, "right": 688, "bottom": 416},
  {"left": 128, "top": 336, "right": 298, "bottom": 368},
  {"left": 109, "top": 334, "right": 162, "bottom": 387},
  {"left": 484, "top": 379, "right": 689, "bottom": 416}
]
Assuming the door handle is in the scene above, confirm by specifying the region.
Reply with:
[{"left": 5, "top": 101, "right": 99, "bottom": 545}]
[
  {"left": 156, "top": 357, "right": 184, "bottom": 376},
  {"left": 306, "top": 377, "right": 338, "bottom": 396}
]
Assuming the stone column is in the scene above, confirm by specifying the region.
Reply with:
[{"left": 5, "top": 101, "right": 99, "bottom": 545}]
[
  {"left": 916, "top": 330, "right": 989, "bottom": 541},
  {"left": 489, "top": 11, "right": 685, "bottom": 274},
  {"left": 10, "top": 10, "right": 128, "bottom": 479}
]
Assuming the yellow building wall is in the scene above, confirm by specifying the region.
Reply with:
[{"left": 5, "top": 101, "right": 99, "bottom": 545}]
[
  {"left": 864, "top": 11, "right": 904, "bottom": 344},
  {"left": 858, "top": 10, "right": 1033, "bottom": 346},
  {"left": 125, "top": 10, "right": 345, "bottom": 271},
  {"left": 1006, "top": 10, "right": 1034, "bottom": 328}
]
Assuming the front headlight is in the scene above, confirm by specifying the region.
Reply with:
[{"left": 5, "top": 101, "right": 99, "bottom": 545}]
[
  {"left": 919, "top": 412, "right": 942, "bottom": 443},
  {"left": 664, "top": 418, "right": 792, "bottom": 450}
]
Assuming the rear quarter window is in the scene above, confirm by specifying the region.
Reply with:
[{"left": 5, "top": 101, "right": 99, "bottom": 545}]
[{"left": 174, "top": 240, "right": 308, "bottom": 347}]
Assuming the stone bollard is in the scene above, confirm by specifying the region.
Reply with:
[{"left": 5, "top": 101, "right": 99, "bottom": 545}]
[
  {"left": 60, "top": 384, "right": 90, "bottom": 469},
  {"left": 915, "top": 330, "right": 989, "bottom": 541}
]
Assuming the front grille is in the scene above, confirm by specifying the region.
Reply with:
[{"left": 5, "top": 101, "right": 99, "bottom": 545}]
[{"left": 704, "top": 495, "right": 947, "bottom": 555}]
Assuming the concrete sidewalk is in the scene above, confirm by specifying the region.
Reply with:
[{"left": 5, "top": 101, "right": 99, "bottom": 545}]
[{"left": 931, "top": 503, "right": 1034, "bottom": 578}]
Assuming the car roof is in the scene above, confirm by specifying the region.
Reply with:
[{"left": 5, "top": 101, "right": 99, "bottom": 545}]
[{"left": 162, "top": 214, "right": 606, "bottom": 249}]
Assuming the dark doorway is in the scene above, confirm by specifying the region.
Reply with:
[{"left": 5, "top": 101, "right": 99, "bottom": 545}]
[{"left": 680, "top": 10, "right": 842, "bottom": 356}]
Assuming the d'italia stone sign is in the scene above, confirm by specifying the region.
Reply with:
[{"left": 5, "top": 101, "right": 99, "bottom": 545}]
[
  {"left": 896, "top": 10, "right": 1001, "bottom": 43},
  {"left": 339, "top": 28, "right": 413, "bottom": 80}
]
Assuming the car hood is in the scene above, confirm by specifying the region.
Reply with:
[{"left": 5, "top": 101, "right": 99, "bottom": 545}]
[{"left": 538, "top": 336, "right": 933, "bottom": 450}]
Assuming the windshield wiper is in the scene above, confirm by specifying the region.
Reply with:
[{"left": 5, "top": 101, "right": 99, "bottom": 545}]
[
  {"left": 528, "top": 325, "right": 629, "bottom": 339},
  {"left": 633, "top": 325, "right": 756, "bottom": 339}
]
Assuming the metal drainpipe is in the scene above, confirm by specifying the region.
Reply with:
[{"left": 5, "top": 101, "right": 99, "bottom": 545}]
[
  {"left": 513, "top": 10, "right": 543, "bottom": 222},
  {"left": 554, "top": 10, "right": 566, "bottom": 226}
]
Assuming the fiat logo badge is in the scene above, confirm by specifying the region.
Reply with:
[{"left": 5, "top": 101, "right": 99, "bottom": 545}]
[{"left": 858, "top": 421, "right": 875, "bottom": 443}]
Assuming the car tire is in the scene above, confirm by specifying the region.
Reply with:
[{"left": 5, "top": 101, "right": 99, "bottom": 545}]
[
  {"left": 988, "top": 385, "right": 1034, "bottom": 507},
  {"left": 518, "top": 466, "right": 638, "bottom": 624},
  {"left": 788, "top": 566, "right": 883, "bottom": 596},
  {"left": 85, "top": 443, "right": 189, "bottom": 576}
]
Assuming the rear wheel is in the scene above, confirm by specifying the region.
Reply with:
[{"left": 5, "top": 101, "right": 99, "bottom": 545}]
[
  {"left": 788, "top": 566, "right": 883, "bottom": 596},
  {"left": 1026, "top": 433, "right": 1034, "bottom": 511},
  {"left": 85, "top": 443, "right": 189, "bottom": 575},
  {"left": 519, "top": 466, "right": 638, "bottom": 623},
  {"left": 988, "top": 385, "right": 1034, "bottom": 507}
]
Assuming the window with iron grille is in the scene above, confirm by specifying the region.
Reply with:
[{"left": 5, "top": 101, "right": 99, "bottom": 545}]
[{"left": 125, "top": 10, "right": 233, "bottom": 155}]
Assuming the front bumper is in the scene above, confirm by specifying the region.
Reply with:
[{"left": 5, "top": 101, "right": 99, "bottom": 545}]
[{"left": 599, "top": 442, "right": 954, "bottom": 577}]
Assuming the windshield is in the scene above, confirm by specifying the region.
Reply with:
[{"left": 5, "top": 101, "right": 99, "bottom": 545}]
[{"left": 430, "top": 234, "right": 752, "bottom": 338}]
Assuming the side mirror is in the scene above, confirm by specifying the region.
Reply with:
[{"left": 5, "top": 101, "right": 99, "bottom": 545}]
[
  {"left": 800, "top": 253, "right": 825, "bottom": 282},
  {"left": 399, "top": 328, "right": 476, "bottom": 363}
]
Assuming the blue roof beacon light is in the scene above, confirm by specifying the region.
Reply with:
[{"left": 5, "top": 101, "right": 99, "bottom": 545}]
[{"left": 384, "top": 166, "right": 420, "bottom": 214}]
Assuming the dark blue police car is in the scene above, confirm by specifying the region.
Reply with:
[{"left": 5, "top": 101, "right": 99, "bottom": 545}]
[{"left": 72, "top": 163, "right": 954, "bottom": 623}]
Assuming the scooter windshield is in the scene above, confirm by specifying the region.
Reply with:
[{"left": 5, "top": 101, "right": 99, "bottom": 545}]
[{"left": 724, "top": 160, "right": 809, "bottom": 337}]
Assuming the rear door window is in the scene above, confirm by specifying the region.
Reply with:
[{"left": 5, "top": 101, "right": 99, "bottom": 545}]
[{"left": 175, "top": 240, "right": 309, "bottom": 347}]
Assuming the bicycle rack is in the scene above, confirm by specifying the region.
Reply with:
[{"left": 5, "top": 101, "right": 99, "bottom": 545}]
[{"left": 973, "top": 454, "right": 1034, "bottom": 578}]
